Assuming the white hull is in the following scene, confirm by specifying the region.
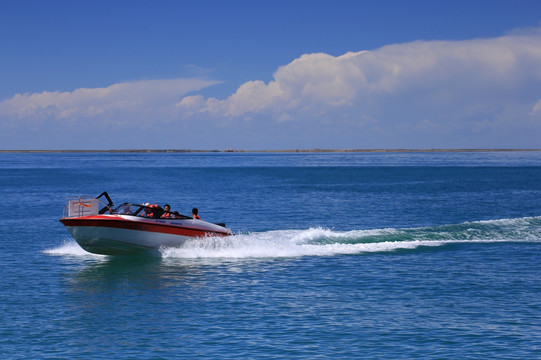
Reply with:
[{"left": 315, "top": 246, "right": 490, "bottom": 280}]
[
  {"left": 61, "top": 215, "right": 232, "bottom": 255},
  {"left": 65, "top": 225, "right": 193, "bottom": 255}
]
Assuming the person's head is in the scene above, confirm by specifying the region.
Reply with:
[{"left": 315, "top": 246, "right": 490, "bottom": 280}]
[
  {"left": 192, "top": 208, "right": 198, "bottom": 215},
  {"left": 164, "top": 204, "right": 170, "bottom": 212}
]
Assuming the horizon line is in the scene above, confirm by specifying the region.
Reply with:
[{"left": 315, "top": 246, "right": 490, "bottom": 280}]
[{"left": 1, "top": 149, "right": 541, "bottom": 154}]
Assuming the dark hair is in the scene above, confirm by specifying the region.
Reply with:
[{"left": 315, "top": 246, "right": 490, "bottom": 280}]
[
  {"left": 192, "top": 208, "right": 198, "bottom": 215},
  {"left": 164, "top": 204, "right": 170, "bottom": 208}
]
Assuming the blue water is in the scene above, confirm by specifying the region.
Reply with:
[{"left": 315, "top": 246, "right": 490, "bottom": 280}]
[{"left": 1, "top": 151, "right": 541, "bottom": 359}]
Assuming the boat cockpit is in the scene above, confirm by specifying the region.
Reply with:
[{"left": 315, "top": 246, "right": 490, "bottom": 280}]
[{"left": 63, "top": 191, "right": 191, "bottom": 220}]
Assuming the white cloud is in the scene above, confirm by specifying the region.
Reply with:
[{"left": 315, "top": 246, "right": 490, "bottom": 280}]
[
  {"left": 0, "top": 78, "right": 220, "bottom": 123},
  {"left": 532, "top": 99, "right": 541, "bottom": 114},
  {"left": 177, "top": 29, "right": 541, "bottom": 138},
  {"left": 2, "top": 29, "right": 541, "bottom": 149}
]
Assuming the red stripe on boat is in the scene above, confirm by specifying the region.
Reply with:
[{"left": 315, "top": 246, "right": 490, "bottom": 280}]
[{"left": 60, "top": 216, "right": 228, "bottom": 237}]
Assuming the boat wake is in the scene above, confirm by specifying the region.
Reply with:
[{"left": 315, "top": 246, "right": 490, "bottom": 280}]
[
  {"left": 47, "top": 216, "right": 541, "bottom": 259},
  {"left": 44, "top": 241, "right": 105, "bottom": 258}
]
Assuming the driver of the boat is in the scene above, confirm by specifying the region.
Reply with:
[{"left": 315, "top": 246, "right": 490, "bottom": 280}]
[{"left": 142, "top": 203, "right": 153, "bottom": 218}]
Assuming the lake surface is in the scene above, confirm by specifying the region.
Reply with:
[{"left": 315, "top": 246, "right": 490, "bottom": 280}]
[{"left": 1, "top": 151, "right": 540, "bottom": 359}]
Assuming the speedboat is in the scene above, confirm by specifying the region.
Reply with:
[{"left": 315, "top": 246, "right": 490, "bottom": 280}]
[{"left": 60, "top": 192, "right": 233, "bottom": 255}]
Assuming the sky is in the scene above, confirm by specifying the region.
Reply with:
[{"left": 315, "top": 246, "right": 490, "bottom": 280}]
[{"left": 1, "top": 0, "right": 541, "bottom": 150}]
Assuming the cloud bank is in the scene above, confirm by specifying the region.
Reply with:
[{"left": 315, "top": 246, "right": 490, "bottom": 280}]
[
  {"left": 177, "top": 29, "right": 541, "bottom": 148},
  {"left": 2, "top": 29, "right": 541, "bottom": 149},
  {"left": 0, "top": 78, "right": 219, "bottom": 125}
]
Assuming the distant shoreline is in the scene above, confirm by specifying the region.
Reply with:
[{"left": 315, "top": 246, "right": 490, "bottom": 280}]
[{"left": 1, "top": 149, "right": 540, "bottom": 153}]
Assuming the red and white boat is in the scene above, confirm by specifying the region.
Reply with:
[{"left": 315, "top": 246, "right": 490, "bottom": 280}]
[{"left": 60, "top": 192, "right": 233, "bottom": 255}]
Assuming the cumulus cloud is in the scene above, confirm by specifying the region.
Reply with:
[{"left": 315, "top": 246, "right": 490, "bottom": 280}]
[
  {"left": 177, "top": 29, "right": 541, "bottom": 143},
  {"left": 0, "top": 78, "right": 220, "bottom": 124}
]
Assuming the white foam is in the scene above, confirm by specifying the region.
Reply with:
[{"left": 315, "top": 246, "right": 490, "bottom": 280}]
[
  {"left": 159, "top": 228, "right": 446, "bottom": 259},
  {"left": 287, "top": 226, "right": 400, "bottom": 244},
  {"left": 43, "top": 239, "right": 105, "bottom": 258}
]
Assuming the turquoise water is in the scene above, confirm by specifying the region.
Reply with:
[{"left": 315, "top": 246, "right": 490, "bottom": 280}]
[{"left": 1, "top": 152, "right": 541, "bottom": 359}]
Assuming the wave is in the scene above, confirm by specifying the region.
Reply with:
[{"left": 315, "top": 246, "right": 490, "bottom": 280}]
[
  {"left": 46, "top": 216, "right": 541, "bottom": 259},
  {"left": 161, "top": 216, "right": 541, "bottom": 259}
]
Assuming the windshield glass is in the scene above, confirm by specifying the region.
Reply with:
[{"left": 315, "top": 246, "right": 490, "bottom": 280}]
[{"left": 113, "top": 203, "right": 143, "bottom": 215}]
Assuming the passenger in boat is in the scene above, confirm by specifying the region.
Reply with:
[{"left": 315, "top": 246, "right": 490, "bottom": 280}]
[
  {"left": 141, "top": 203, "right": 155, "bottom": 218},
  {"left": 192, "top": 208, "right": 201, "bottom": 220},
  {"left": 161, "top": 204, "right": 171, "bottom": 218},
  {"left": 140, "top": 203, "right": 149, "bottom": 216}
]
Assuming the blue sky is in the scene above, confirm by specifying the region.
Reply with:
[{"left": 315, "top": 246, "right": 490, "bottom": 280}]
[{"left": 1, "top": 0, "right": 541, "bottom": 150}]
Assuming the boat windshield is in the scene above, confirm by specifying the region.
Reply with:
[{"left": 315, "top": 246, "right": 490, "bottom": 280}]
[
  {"left": 112, "top": 203, "right": 190, "bottom": 219},
  {"left": 113, "top": 203, "right": 143, "bottom": 215}
]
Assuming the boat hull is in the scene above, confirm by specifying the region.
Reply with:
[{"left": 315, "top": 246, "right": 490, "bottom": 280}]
[{"left": 60, "top": 215, "right": 231, "bottom": 255}]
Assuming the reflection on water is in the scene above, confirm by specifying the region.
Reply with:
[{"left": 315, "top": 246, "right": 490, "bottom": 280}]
[
  {"left": 65, "top": 255, "right": 218, "bottom": 327},
  {"left": 67, "top": 255, "right": 208, "bottom": 296}
]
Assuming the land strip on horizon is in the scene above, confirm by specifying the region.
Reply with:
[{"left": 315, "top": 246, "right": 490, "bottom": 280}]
[{"left": 1, "top": 149, "right": 540, "bottom": 153}]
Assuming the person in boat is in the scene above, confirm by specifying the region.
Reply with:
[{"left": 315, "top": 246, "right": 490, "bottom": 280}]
[
  {"left": 192, "top": 208, "right": 201, "bottom": 220},
  {"left": 141, "top": 203, "right": 156, "bottom": 218},
  {"left": 161, "top": 204, "right": 172, "bottom": 218}
]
